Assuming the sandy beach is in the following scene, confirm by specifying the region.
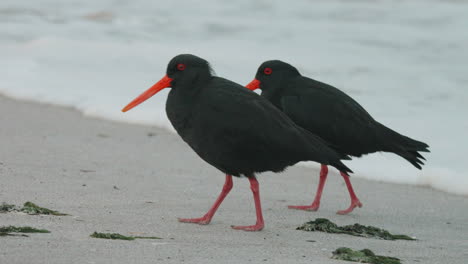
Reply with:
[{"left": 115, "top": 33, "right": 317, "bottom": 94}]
[{"left": 0, "top": 95, "right": 467, "bottom": 264}]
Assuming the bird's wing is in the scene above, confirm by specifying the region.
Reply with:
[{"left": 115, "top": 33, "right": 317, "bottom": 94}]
[
  {"left": 280, "top": 77, "right": 379, "bottom": 154},
  {"left": 194, "top": 77, "right": 345, "bottom": 167}
]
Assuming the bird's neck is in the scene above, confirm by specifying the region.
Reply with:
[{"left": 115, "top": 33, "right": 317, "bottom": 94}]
[{"left": 261, "top": 89, "right": 284, "bottom": 110}]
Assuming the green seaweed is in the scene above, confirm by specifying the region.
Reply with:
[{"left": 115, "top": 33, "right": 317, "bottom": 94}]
[
  {"left": 90, "top": 232, "right": 162, "bottom": 241},
  {"left": 0, "top": 203, "right": 16, "bottom": 213},
  {"left": 133, "top": 236, "right": 162, "bottom": 240},
  {"left": 91, "top": 232, "right": 135, "bottom": 240},
  {"left": 0, "top": 202, "right": 68, "bottom": 216},
  {"left": 0, "top": 226, "right": 50, "bottom": 237},
  {"left": 297, "top": 218, "right": 415, "bottom": 240},
  {"left": 332, "top": 247, "right": 401, "bottom": 264},
  {"left": 20, "top": 202, "right": 68, "bottom": 216}
]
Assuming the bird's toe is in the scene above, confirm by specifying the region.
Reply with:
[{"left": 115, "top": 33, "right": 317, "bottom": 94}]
[
  {"left": 231, "top": 224, "right": 264, "bottom": 231},
  {"left": 287, "top": 203, "right": 320, "bottom": 211},
  {"left": 178, "top": 217, "right": 211, "bottom": 225},
  {"left": 336, "top": 200, "right": 363, "bottom": 215}
]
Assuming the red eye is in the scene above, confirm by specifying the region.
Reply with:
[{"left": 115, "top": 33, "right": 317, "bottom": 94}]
[
  {"left": 177, "top": 63, "right": 186, "bottom": 71},
  {"left": 264, "top": 67, "right": 272, "bottom": 75}
]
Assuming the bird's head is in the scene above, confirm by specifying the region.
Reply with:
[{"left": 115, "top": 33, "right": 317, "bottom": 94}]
[
  {"left": 122, "top": 54, "right": 213, "bottom": 112},
  {"left": 246, "top": 60, "right": 300, "bottom": 93}
]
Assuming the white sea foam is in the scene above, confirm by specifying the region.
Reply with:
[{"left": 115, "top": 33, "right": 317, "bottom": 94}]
[{"left": 1, "top": 0, "right": 467, "bottom": 195}]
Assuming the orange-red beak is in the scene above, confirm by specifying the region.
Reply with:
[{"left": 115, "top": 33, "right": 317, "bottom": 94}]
[
  {"left": 246, "top": 79, "right": 261, "bottom": 91},
  {"left": 122, "top": 75, "right": 173, "bottom": 112}
]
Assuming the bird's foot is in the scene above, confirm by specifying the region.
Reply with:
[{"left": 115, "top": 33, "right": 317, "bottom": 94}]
[
  {"left": 231, "top": 223, "right": 264, "bottom": 232},
  {"left": 336, "top": 200, "right": 363, "bottom": 215},
  {"left": 287, "top": 202, "right": 320, "bottom": 211},
  {"left": 178, "top": 216, "right": 211, "bottom": 225}
]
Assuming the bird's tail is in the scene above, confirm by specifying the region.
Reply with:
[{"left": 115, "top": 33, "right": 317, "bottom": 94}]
[
  {"left": 330, "top": 159, "right": 353, "bottom": 174},
  {"left": 323, "top": 141, "right": 353, "bottom": 174},
  {"left": 297, "top": 126, "right": 354, "bottom": 174},
  {"left": 378, "top": 123, "right": 430, "bottom": 169}
]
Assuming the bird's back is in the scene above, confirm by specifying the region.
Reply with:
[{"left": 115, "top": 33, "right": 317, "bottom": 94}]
[
  {"left": 276, "top": 76, "right": 386, "bottom": 156},
  {"left": 276, "top": 76, "right": 429, "bottom": 167},
  {"left": 172, "top": 77, "right": 351, "bottom": 176}
]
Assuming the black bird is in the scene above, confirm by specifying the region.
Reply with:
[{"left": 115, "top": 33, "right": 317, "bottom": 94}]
[
  {"left": 122, "top": 54, "right": 352, "bottom": 231},
  {"left": 246, "top": 60, "right": 429, "bottom": 214}
]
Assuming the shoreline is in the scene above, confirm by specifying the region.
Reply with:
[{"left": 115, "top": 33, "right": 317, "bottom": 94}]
[
  {"left": 2, "top": 93, "right": 464, "bottom": 197},
  {"left": 1, "top": 95, "right": 467, "bottom": 264}
]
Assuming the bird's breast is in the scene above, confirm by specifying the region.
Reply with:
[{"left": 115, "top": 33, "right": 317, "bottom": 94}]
[{"left": 166, "top": 90, "right": 193, "bottom": 132}]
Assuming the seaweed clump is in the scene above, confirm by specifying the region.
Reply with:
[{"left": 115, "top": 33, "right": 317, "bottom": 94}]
[
  {"left": 0, "top": 226, "right": 50, "bottom": 237},
  {"left": 332, "top": 247, "right": 401, "bottom": 264},
  {"left": 90, "top": 232, "right": 162, "bottom": 241},
  {"left": 20, "top": 202, "right": 68, "bottom": 216},
  {"left": 297, "top": 218, "right": 415, "bottom": 240},
  {"left": 0, "top": 202, "right": 68, "bottom": 216},
  {"left": 0, "top": 203, "right": 16, "bottom": 213}
]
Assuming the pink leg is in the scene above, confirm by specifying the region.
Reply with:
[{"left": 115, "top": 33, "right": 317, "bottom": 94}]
[
  {"left": 178, "top": 174, "right": 233, "bottom": 225},
  {"left": 337, "top": 172, "right": 363, "bottom": 215},
  {"left": 288, "top": 164, "right": 328, "bottom": 211},
  {"left": 231, "top": 177, "right": 264, "bottom": 231}
]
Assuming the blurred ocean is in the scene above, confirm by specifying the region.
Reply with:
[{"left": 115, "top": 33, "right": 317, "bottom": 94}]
[{"left": 1, "top": 0, "right": 467, "bottom": 195}]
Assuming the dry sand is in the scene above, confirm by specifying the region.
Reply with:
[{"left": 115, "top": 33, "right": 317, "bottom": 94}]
[{"left": 0, "top": 95, "right": 467, "bottom": 264}]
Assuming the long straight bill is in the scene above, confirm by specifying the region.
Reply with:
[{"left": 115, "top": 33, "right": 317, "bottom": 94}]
[{"left": 122, "top": 75, "right": 173, "bottom": 112}]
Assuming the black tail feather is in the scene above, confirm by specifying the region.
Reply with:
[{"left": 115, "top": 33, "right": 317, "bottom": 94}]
[
  {"left": 414, "top": 151, "right": 426, "bottom": 161},
  {"left": 395, "top": 144, "right": 429, "bottom": 170},
  {"left": 396, "top": 150, "right": 425, "bottom": 170},
  {"left": 296, "top": 125, "right": 354, "bottom": 174},
  {"left": 378, "top": 123, "right": 429, "bottom": 170},
  {"left": 332, "top": 160, "right": 353, "bottom": 174}
]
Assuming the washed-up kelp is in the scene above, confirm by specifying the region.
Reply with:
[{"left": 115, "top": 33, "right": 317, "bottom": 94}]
[
  {"left": 20, "top": 202, "right": 68, "bottom": 216},
  {"left": 0, "top": 203, "right": 16, "bottom": 213},
  {"left": 297, "top": 218, "right": 415, "bottom": 240},
  {"left": 332, "top": 247, "right": 401, "bottom": 264},
  {"left": 0, "top": 226, "right": 50, "bottom": 237},
  {"left": 90, "top": 232, "right": 162, "bottom": 241},
  {"left": 0, "top": 202, "right": 68, "bottom": 216}
]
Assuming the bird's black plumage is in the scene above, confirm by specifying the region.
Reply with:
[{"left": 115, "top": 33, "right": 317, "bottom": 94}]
[
  {"left": 123, "top": 54, "right": 354, "bottom": 230},
  {"left": 251, "top": 60, "right": 430, "bottom": 169},
  {"left": 164, "top": 55, "right": 352, "bottom": 176}
]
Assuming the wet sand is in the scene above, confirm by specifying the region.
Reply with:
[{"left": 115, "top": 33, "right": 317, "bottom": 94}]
[{"left": 1, "top": 95, "right": 467, "bottom": 264}]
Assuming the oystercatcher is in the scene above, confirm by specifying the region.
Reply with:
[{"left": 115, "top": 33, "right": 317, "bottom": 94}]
[
  {"left": 122, "top": 54, "right": 352, "bottom": 231},
  {"left": 246, "top": 60, "right": 429, "bottom": 214}
]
